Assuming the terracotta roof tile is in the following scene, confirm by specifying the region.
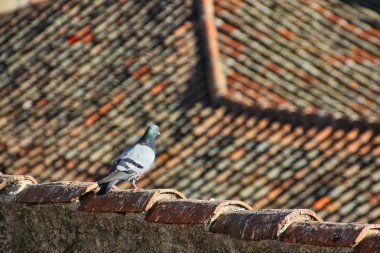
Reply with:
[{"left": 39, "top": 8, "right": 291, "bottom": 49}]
[
  {"left": 79, "top": 189, "right": 185, "bottom": 213},
  {"left": 145, "top": 199, "right": 251, "bottom": 225},
  {"left": 281, "top": 221, "right": 380, "bottom": 247},
  {"left": 14, "top": 181, "right": 97, "bottom": 204},
  {"left": 0, "top": 174, "right": 37, "bottom": 191},
  {"left": 211, "top": 209, "right": 321, "bottom": 240},
  {"left": 0, "top": 0, "right": 380, "bottom": 226},
  {"left": 3, "top": 176, "right": 380, "bottom": 252},
  {"left": 354, "top": 232, "right": 380, "bottom": 253}
]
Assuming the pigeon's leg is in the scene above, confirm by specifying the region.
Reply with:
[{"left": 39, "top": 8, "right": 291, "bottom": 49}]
[{"left": 132, "top": 178, "right": 139, "bottom": 190}]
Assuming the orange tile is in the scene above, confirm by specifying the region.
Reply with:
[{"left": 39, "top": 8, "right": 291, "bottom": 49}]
[
  {"left": 82, "top": 32, "right": 94, "bottom": 43},
  {"left": 99, "top": 102, "right": 113, "bottom": 114},
  {"left": 84, "top": 113, "right": 100, "bottom": 126},
  {"left": 150, "top": 80, "right": 169, "bottom": 95},
  {"left": 132, "top": 65, "right": 150, "bottom": 79},
  {"left": 173, "top": 21, "right": 192, "bottom": 36},
  {"left": 230, "top": 147, "right": 246, "bottom": 161},
  {"left": 278, "top": 27, "right": 296, "bottom": 40},
  {"left": 313, "top": 196, "right": 331, "bottom": 210}
]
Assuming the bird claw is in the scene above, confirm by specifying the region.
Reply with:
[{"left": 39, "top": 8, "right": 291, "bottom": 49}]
[{"left": 132, "top": 178, "right": 139, "bottom": 190}]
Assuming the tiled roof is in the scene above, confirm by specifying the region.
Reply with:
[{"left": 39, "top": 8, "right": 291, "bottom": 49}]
[
  {"left": 2, "top": 174, "right": 380, "bottom": 253},
  {"left": 0, "top": 0, "right": 379, "bottom": 226},
  {"left": 212, "top": 0, "right": 380, "bottom": 122}
]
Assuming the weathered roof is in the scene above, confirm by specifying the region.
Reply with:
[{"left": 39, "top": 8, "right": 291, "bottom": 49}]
[
  {"left": 0, "top": 0, "right": 379, "bottom": 225},
  {"left": 212, "top": 0, "right": 380, "bottom": 122},
  {"left": 2, "top": 174, "right": 380, "bottom": 253}
]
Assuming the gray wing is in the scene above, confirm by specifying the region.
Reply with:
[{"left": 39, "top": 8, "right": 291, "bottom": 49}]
[
  {"left": 97, "top": 169, "right": 135, "bottom": 184},
  {"left": 101, "top": 143, "right": 155, "bottom": 184},
  {"left": 114, "top": 143, "right": 155, "bottom": 174},
  {"left": 113, "top": 145, "right": 133, "bottom": 165}
]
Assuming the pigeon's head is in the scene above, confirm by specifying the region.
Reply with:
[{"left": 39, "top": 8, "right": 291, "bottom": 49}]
[{"left": 147, "top": 124, "right": 160, "bottom": 138}]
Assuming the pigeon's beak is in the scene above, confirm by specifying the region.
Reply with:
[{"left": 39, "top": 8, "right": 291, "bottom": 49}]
[{"left": 157, "top": 130, "right": 161, "bottom": 136}]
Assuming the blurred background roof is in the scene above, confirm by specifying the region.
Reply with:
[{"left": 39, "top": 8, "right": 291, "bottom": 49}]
[{"left": 0, "top": 0, "right": 379, "bottom": 224}]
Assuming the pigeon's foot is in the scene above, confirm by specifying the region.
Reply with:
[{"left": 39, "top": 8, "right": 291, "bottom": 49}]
[{"left": 132, "top": 178, "right": 139, "bottom": 189}]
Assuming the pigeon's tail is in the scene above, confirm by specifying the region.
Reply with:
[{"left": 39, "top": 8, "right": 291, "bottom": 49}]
[{"left": 97, "top": 181, "right": 116, "bottom": 195}]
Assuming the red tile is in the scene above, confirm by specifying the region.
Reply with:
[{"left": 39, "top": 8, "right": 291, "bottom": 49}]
[
  {"left": 0, "top": 174, "right": 37, "bottom": 191},
  {"left": 281, "top": 222, "right": 378, "bottom": 247},
  {"left": 266, "top": 62, "right": 283, "bottom": 74},
  {"left": 70, "top": 125, "right": 84, "bottom": 137},
  {"left": 66, "top": 159, "right": 78, "bottom": 170},
  {"left": 132, "top": 65, "right": 150, "bottom": 79},
  {"left": 145, "top": 199, "right": 251, "bottom": 224},
  {"left": 313, "top": 5, "right": 325, "bottom": 14},
  {"left": 278, "top": 27, "right": 296, "bottom": 40},
  {"left": 370, "top": 193, "right": 380, "bottom": 204},
  {"left": 327, "top": 13, "right": 341, "bottom": 23},
  {"left": 355, "top": 232, "right": 380, "bottom": 253},
  {"left": 35, "top": 97, "right": 49, "bottom": 108},
  {"left": 79, "top": 189, "right": 185, "bottom": 213},
  {"left": 14, "top": 181, "right": 97, "bottom": 204},
  {"left": 75, "top": 25, "right": 91, "bottom": 38},
  {"left": 13, "top": 166, "right": 29, "bottom": 175},
  {"left": 211, "top": 209, "right": 321, "bottom": 240},
  {"left": 230, "top": 147, "right": 245, "bottom": 160},
  {"left": 82, "top": 32, "right": 94, "bottom": 43},
  {"left": 124, "top": 57, "right": 136, "bottom": 67},
  {"left": 339, "top": 20, "right": 358, "bottom": 32},
  {"left": 84, "top": 113, "right": 100, "bottom": 126},
  {"left": 203, "top": 19, "right": 217, "bottom": 41},
  {"left": 214, "top": 5, "right": 224, "bottom": 14},
  {"left": 220, "top": 23, "right": 238, "bottom": 33},
  {"left": 173, "top": 21, "right": 192, "bottom": 36},
  {"left": 67, "top": 36, "right": 79, "bottom": 44},
  {"left": 313, "top": 196, "right": 331, "bottom": 210},
  {"left": 225, "top": 37, "right": 245, "bottom": 50},
  {"left": 99, "top": 102, "right": 113, "bottom": 114},
  {"left": 150, "top": 80, "right": 169, "bottom": 95},
  {"left": 111, "top": 91, "right": 128, "bottom": 104}
]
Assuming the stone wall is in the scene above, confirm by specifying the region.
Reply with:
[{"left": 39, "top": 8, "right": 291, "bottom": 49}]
[{"left": 0, "top": 174, "right": 379, "bottom": 252}]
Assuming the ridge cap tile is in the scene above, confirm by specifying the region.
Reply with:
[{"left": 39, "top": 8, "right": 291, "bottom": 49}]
[
  {"left": 14, "top": 181, "right": 98, "bottom": 204},
  {"left": 210, "top": 208, "right": 322, "bottom": 240},
  {"left": 0, "top": 174, "right": 37, "bottom": 191},
  {"left": 3, "top": 175, "right": 380, "bottom": 252},
  {"left": 280, "top": 221, "right": 380, "bottom": 247},
  {"left": 199, "top": 0, "right": 227, "bottom": 97},
  {"left": 145, "top": 199, "right": 251, "bottom": 225},
  {"left": 354, "top": 231, "right": 380, "bottom": 253},
  {"left": 78, "top": 188, "right": 186, "bottom": 213}
]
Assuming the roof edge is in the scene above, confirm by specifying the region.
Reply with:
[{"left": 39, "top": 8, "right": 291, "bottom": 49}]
[{"left": 1, "top": 173, "right": 380, "bottom": 252}]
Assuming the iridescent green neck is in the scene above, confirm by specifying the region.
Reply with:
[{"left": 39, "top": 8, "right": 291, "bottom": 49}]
[{"left": 139, "top": 128, "right": 156, "bottom": 148}]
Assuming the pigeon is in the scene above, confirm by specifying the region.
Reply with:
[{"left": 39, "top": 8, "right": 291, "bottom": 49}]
[{"left": 97, "top": 124, "right": 160, "bottom": 195}]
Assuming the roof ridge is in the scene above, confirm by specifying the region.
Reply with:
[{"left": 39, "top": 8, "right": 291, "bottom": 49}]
[
  {"left": 199, "top": 0, "right": 227, "bottom": 98},
  {"left": 221, "top": 98, "right": 380, "bottom": 133},
  {"left": 1, "top": 173, "right": 380, "bottom": 252}
]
